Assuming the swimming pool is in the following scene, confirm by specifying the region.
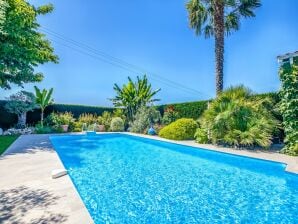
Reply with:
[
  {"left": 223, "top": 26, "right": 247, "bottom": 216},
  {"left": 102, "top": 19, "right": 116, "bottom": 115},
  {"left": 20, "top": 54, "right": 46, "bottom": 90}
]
[{"left": 50, "top": 134, "right": 298, "bottom": 224}]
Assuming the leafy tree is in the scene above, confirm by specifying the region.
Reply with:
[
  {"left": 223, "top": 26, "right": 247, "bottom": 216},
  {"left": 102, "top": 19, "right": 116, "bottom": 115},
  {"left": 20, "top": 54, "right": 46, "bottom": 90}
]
[
  {"left": 186, "top": 0, "right": 261, "bottom": 95},
  {"left": 130, "top": 105, "right": 161, "bottom": 133},
  {"left": 111, "top": 75, "right": 161, "bottom": 122},
  {"left": 34, "top": 86, "right": 54, "bottom": 127},
  {"left": 279, "top": 62, "right": 298, "bottom": 155},
  {"left": 0, "top": 0, "right": 58, "bottom": 89},
  {"left": 195, "top": 86, "right": 278, "bottom": 148},
  {"left": 5, "top": 91, "right": 37, "bottom": 128}
]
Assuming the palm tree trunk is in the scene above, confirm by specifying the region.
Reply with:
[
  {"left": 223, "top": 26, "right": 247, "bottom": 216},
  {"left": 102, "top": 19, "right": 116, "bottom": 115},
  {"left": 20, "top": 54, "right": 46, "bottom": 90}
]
[
  {"left": 214, "top": 0, "right": 224, "bottom": 96},
  {"left": 41, "top": 108, "right": 44, "bottom": 127}
]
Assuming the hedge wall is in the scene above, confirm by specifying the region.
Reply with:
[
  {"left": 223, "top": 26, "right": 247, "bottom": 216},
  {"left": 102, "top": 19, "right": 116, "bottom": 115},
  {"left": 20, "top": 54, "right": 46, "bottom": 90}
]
[
  {"left": 156, "top": 100, "right": 208, "bottom": 119},
  {"left": 0, "top": 92, "right": 281, "bottom": 130},
  {"left": 0, "top": 101, "right": 114, "bottom": 129}
]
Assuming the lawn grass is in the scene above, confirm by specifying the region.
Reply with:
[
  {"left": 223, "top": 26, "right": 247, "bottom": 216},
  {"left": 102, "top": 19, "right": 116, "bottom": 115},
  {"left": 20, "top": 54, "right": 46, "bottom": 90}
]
[{"left": 0, "top": 135, "right": 19, "bottom": 155}]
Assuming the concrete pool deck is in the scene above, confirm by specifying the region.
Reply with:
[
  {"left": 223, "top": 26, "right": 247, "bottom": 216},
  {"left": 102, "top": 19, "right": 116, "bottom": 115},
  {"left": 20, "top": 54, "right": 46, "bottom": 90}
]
[
  {"left": 0, "top": 133, "right": 297, "bottom": 223},
  {"left": 0, "top": 134, "right": 93, "bottom": 224}
]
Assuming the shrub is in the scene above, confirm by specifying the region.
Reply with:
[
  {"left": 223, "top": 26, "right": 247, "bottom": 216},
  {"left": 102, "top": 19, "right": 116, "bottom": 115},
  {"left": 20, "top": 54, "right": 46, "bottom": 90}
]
[
  {"left": 159, "top": 118, "right": 197, "bottom": 140},
  {"left": 78, "top": 113, "right": 97, "bottom": 125},
  {"left": 130, "top": 106, "right": 161, "bottom": 133},
  {"left": 161, "top": 105, "right": 180, "bottom": 125},
  {"left": 35, "top": 123, "right": 53, "bottom": 134},
  {"left": 44, "top": 112, "right": 75, "bottom": 131},
  {"left": 110, "top": 117, "right": 125, "bottom": 131},
  {"left": 279, "top": 63, "right": 298, "bottom": 155},
  {"left": 99, "top": 111, "right": 112, "bottom": 131},
  {"left": 195, "top": 86, "right": 279, "bottom": 148}
]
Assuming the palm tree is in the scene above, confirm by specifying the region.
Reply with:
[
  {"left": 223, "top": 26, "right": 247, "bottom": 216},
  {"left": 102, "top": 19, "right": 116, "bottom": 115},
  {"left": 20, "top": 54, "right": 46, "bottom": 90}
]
[
  {"left": 34, "top": 86, "right": 54, "bottom": 127},
  {"left": 111, "top": 75, "right": 160, "bottom": 122},
  {"left": 186, "top": 0, "right": 261, "bottom": 95}
]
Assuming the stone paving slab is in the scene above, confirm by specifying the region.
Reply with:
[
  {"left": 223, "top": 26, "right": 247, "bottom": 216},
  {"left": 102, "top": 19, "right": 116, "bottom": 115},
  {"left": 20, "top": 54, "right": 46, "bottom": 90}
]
[{"left": 0, "top": 134, "right": 94, "bottom": 224}]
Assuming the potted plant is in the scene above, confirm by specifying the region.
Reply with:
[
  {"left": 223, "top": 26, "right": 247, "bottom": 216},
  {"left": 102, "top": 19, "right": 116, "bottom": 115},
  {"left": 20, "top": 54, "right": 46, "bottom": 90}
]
[{"left": 57, "top": 112, "right": 74, "bottom": 132}]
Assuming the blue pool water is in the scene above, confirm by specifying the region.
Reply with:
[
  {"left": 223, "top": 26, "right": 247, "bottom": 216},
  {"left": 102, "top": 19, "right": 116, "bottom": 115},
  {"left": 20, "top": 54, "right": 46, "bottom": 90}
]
[{"left": 50, "top": 134, "right": 298, "bottom": 224}]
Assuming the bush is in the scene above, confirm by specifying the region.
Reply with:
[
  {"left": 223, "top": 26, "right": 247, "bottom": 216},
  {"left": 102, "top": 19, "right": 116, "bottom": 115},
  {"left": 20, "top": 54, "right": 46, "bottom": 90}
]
[
  {"left": 78, "top": 113, "right": 97, "bottom": 125},
  {"left": 35, "top": 124, "right": 53, "bottom": 134},
  {"left": 161, "top": 105, "right": 180, "bottom": 125},
  {"left": 195, "top": 86, "right": 279, "bottom": 148},
  {"left": 159, "top": 118, "right": 197, "bottom": 140},
  {"left": 98, "top": 111, "right": 112, "bottom": 131},
  {"left": 110, "top": 117, "right": 124, "bottom": 131},
  {"left": 130, "top": 106, "right": 161, "bottom": 133},
  {"left": 44, "top": 112, "right": 75, "bottom": 131}
]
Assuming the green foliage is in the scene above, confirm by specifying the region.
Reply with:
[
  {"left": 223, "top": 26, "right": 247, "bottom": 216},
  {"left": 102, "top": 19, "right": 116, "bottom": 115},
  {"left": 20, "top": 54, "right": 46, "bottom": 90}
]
[
  {"left": 186, "top": 0, "right": 261, "bottom": 38},
  {"left": 34, "top": 86, "right": 54, "bottom": 126},
  {"left": 157, "top": 101, "right": 208, "bottom": 120},
  {"left": 5, "top": 91, "right": 36, "bottom": 115},
  {"left": 130, "top": 106, "right": 161, "bottom": 133},
  {"left": 49, "top": 104, "right": 114, "bottom": 118},
  {"left": 5, "top": 91, "right": 36, "bottom": 127},
  {"left": 194, "top": 128, "right": 208, "bottom": 144},
  {"left": 0, "top": 0, "right": 58, "bottom": 89},
  {"left": 44, "top": 112, "right": 75, "bottom": 132},
  {"left": 0, "top": 135, "right": 19, "bottom": 155},
  {"left": 161, "top": 105, "right": 180, "bottom": 125},
  {"left": 98, "top": 111, "right": 112, "bottom": 131},
  {"left": 159, "top": 118, "right": 197, "bottom": 140},
  {"left": 110, "top": 117, "right": 125, "bottom": 132},
  {"left": 34, "top": 123, "right": 53, "bottom": 134},
  {"left": 279, "top": 63, "right": 298, "bottom": 155},
  {"left": 111, "top": 75, "right": 160, "bottom": 122},
  {"left": 196, "top": 86, "right": 279, "bottom": 148},
  {"left": 0, "top": 0, "right": 8, "bottom": 34},
  {"left": 78, "top": 113, "right": 98, "bottom": 125}
]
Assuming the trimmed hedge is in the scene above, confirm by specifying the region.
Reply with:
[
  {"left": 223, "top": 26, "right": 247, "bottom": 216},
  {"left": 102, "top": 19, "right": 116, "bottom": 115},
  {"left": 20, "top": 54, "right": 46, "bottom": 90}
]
[
  {"left": 156, "top": 100, "right": 208, "bottom": 119},
  {"left": 0, "top": 101, "right": 113, "bottom": 129}
]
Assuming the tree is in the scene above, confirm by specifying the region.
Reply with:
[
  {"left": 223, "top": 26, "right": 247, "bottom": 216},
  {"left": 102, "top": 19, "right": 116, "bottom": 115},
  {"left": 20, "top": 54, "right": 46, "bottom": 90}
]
[
  {"left": 0, "top": 0, "right": 58, "bottom": 89},
  {"left": 111, "top": 75, "right": 161, "bottom": 122},
  {"left": 34, "top": 86, "right": 54, "bottom": 127},
  {"left": 5, "top": 91, "right": 37, "bottom": 128},
  {"left": 186, "top": 0, "right": 261, "bottom": 95}
]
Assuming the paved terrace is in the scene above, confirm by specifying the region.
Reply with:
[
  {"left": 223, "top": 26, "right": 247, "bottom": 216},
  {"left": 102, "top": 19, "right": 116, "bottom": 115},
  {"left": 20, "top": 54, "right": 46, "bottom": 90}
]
[
  {"left": 0, "top": 134, "right": 93, "bottom": 224},
  {"left": 0, "top": 133, "right": 297, "bottom": 224}
]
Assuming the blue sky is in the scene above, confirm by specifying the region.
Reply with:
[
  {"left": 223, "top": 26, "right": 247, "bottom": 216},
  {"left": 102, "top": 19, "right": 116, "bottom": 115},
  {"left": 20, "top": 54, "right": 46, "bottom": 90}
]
[{"left": 1, "top": 0, "right": 298, "bottom": 106}]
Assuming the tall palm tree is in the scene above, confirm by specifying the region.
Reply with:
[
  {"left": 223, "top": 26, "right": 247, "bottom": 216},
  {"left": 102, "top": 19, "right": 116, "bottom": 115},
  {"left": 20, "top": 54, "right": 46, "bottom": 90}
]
[
  {"left": 186, "top": 0, "right": 261, "bottom": 95},
  {"left": 34, "top": 86, "right": 54, "bottom": 127},
  {"left": 111, "top": 75, "right": 160, "bottom": 122}
]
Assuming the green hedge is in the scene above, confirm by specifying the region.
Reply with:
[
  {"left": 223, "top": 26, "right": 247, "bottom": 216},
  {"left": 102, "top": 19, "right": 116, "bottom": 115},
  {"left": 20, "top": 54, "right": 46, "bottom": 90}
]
[
  {"left": 0, "top": 101, "right": 114, "bottom": 129},
  {"left": 156, "top": 100, "right": 208, "bottom": 119},
  {"left": 0, "top": 92, "right": 281, "bottom": 130}
]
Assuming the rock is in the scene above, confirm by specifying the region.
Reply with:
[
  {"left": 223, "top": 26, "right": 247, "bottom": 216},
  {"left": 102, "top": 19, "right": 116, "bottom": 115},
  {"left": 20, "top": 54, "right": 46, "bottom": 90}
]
[{"left": 0, "top": 128, "right": 3, "bottom": 135}]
